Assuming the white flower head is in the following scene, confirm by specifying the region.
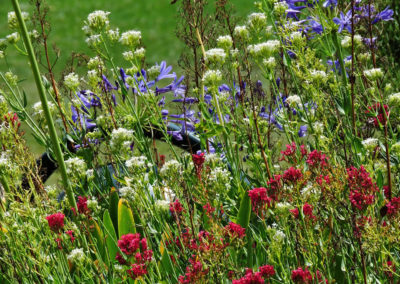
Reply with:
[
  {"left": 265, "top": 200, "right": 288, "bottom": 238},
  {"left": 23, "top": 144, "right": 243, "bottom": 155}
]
[
  {"left": 86, "top": 34, "right": 102, "bottom": 47},
  {"left": 87, "top": 10, "right": 110, "bottom": 31},
  {"left": 107, "top": 28, "right": 120, "bottom": 42},
  {"left": 6, "top": 32, "right": 20, "bottom": 44},
  {"left": 362, "top": 138, "right": 379, "bottom": 151},
  {"left": 247, "top": 12, "right": 267, "bottom": 30},
  {"left": 67, "top": 248, "right": 85, "bottom": 263},
  {"left": 110, "top": 128, "right": 134, "bottom": 151},
  {"left": 217, "top": 35, "right": 233, "bottom": 50},
  {"left": 248, "top": 40, "right": 280, "bottom": 58},
  {"left": 285, "top": 95, "right": 302, "bottom": 108},
  {"left": 388, "top": 93, "right": 400, "bottom": 107},
  {"left": 120, "top": 30, "right": 142, "bottom": 48},
  {"left": 364, "top": 68, "right": 383, "bottom": 80},
  {"left": 234, "top": 25, "right": 249, "bottom": 40},
  {"left": 64, "top": 72, "right": 80, "bottom": 90},
  {"left": 205, "top": 48, "right": 226, "bottom": 65},
  {"left": 202, "top": 69, "right": 222, "bottom": 87},
  {"left": 65, "top": 157, "right": 87, "bottom": 178},
  {"left": 8, "top": 11, "right": 29, "bottom": 30}
]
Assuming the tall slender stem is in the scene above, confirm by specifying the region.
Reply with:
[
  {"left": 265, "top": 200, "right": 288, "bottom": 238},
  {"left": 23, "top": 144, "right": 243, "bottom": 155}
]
[{"left": 11, "top": 0, "right": 77, "bottom": 210}]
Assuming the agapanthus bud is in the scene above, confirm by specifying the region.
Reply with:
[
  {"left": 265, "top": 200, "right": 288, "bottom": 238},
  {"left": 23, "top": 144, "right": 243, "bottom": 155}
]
[{"left": 120, "top": 30, "right": 142, "bottom": 48}]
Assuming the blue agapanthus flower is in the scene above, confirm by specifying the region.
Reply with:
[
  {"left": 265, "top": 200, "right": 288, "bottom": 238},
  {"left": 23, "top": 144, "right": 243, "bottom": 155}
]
[
  {"left": 372, "top": 6, "right": 394, "bottom": 24},
  {"left": 333, "top": 10, "right": 353, "bottom": 33},
  {"left": 323, "top": 0, "right": 337, "bottom": 8},
  {"left": 298, "top": 125, "right": 308, "bottom": 137}
]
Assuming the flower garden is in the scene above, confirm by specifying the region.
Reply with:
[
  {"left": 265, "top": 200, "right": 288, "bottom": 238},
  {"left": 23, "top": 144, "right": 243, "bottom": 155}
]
[{"left": 0, "top": 0, "right": 400, "bottom": 283}]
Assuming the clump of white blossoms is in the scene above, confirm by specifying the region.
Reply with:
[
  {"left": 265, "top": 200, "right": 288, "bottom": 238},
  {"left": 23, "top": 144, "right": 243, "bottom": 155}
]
[
  {"left": 248, "top": 40, "right": 280, "bottom": 58},
  {"left": 123, "top": 51, "right": 134, "bottom": 61},
  {"left": 247, "top": 12, "right": 267, "bottom": 30},
  {"left": 207, "top": 166, "right": 232, "bottom": 193},
  {"left": 202, "top": 70, "right": 222, "bottom": 88},
  {"left": 64, "top": 72, "right": 80, "bottom": 91},
  {"left": 87, "top": 197, "right": 99, "bottom": 212},
  {"left": 155, "top": 199, "right": 170, "bottom": 214},
  {"left": 160, "top": 159, "right": 181, "bottom": 178},
  {"left": 285, "top": 95, "right": 302, "bottom": 108},
  {"left": 87, "top": 56, "right": 104, "bottom": 70},
  {"left": 6, "top": 32, "right": 20, "bottom": 44},
  {"left": 85, "top": 34, "right": 101, "bottom": 47},
  {"left": 388, "top": 93, "right": 400, "bottom": 107},
  {"left": 290, "top": 31, "right": 304, "bottom": 46},
  {"left": 32, "top": 101, "right": 57, "bottom": 118},
  {"left": 119, "top": 186, "right": 135, "bottom": 199},
  {"left": 4, "top": 71, "right": 18, "bottom": 86},
  {"left": 362, "top": 138, "right": 379, "bottom": 151},
  {"left": 263, "top": 57, "right": 276, "bottom": 69},
  {"left": 86, "top": 10, "right": 110, "bottom": 32},
  {"left": 134, "top": 47, "right": 146, "bottom": 60},
  {"left": 107, "top": 28, "right": 120, "bottom": 42},
  {"left": 65, "top": 157, "right": 87, "bottom": 179},
  {"left": 341, "top": 35, "right": 362, "bottom": 48},
  {"left": 310, "top": 70, "right": 327, "bottom": 83},
  {"left": 67, "top": 248, "right": 85, "bottom": 264},
  {"left": 217, "top": 35, "right": 233, "bottom": 50},
  {"left": 274, "top": 1, "right": 289, "bottom": 15},
  {"left": 8, "top": 11, "right": 29, "bottom": 30},
  {"left": 125, "top": 155, "right": 149, "bottom": 175},
  {"left": 120, "top": 30, "right": 141, "bottom": 48},
  {"left": 110, "top": 128, "right": 134, "bottom": 153},
  {"left": 364, "top": 68, "right": 383, "bottom": 80},
  {"left": 234, "top": 25, "right": 249, "bottom": 40},
  {"left": 205, "top": 48, "right": 226, "bottom": 65},
  {"left": 313, "top": 122, "right": 324, "bottom": 134}
]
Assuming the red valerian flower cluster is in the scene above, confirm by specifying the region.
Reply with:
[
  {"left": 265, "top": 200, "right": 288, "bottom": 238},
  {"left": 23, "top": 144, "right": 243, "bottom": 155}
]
[
  {"left": 170, "top": 199, "right": 184, "bottom": 216},
  {"left": 77, "top": 196, "right": 90, "bottom": 215},
  {"left": 303, "top": 203, "right": 316, "bottom": 221},
  {"left": 3, "top": 112, "right": 21, "bottom": 130},
  {"left": 291, "top": 267, "right": 313, "bottom": 283},
  {"left": 203, "top": 203, "right": 215, "bottom": 216},
  {"left": 46, "top": 212, "right": 65, "bottom": 232},
  {"left": 366, "top": 103, "right": 389, "bottom": 127},
  {"left": 178, "top": 255, "right": 209, "bottom": 283},
  {"left": 225, "top": 222, "right": 246, "bottom": 239},
  {"left": 192, "top": 152, "right": 205, "bottom": 179},
  {"left": 267, "top": 174, "right": 282, "bottom": 201},
  {"left": 347, "top": 165, "right": 378, "bottom": 210},
  {"left": 248, "top": 187, "right": 273, "bottom": 216},
  {"left": 290, "top": 208, "right": 300, "bottom": 218},
  {"left": 283, "top": 167, "right": 303, "bottom": 183},
  {"left": 383, "top": 260, "right": 396, "bottom": 279},
  {"left": 280, "top": 142, "right": 308, "bottom": 163},
  {"left": 386, "top": 197, "right": 400, "bottom": 216},
  {"left": 65, "top": 230, "right": 75, "bottom": 243},
  {"left": 232, "top": 265, "right": 275, "bottom": 283},
  {"left": 306, "top": 150, "right": 328, "bottom": 168},
  {"left": 116, "top": 233, "right": 153, "bottom": 279}
]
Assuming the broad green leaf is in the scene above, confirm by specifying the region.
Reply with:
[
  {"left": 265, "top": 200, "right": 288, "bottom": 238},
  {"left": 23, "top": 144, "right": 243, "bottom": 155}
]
[
  {"left": 118, "top": 198, "right": 136, "bottom": 237},
  {"left": 103, "top": 210, "right": 118, "bottom": 262},
  {"left": 237, "top": 189, "right": 251, "bottom": 229},
  {"left": 109, "top": 188, "right": 119, "bottom": 234}
]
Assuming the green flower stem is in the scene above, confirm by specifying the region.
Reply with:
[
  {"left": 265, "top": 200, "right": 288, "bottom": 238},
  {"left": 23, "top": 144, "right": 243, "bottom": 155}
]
[
  {"left": 0, "top": 175, "right": 10, "bottom": 194},
  {"left": 11, "top": 0, "right": 77, "bottom": 210}
]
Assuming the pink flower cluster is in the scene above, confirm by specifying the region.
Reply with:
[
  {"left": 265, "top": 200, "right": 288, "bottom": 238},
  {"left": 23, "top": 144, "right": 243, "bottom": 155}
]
[
  {"left": 291, "top": 267, "right": 313, "bottom": 283},
  {"left": 283, "top": 167, "right": 303, "bottom": 183},
  {"left": 347, "top": 166, "right": 378, "bottom": 210},
  {"left": 248, "top": 187, "right": 272, "bottom": 216},
  {"left": 116, "top": 233, "right": 153, "bottom": 279},
  {"left": 46, "top": 212, "right": 65, "bottom": 232},
  {"left": 178, "top": 255, "right": 209, "bottom": 283},
  {"left": 170, "top": 199, "right": 184, "bottom": 216},
  {"left": 225, "top": 222, "right": 246, "bottom": 239},
  {"left": 306, "top": 150, "right": 328, "bottom": 168},
  {"left": 232, "top": 265, "right": 275, "bottom": 283}
]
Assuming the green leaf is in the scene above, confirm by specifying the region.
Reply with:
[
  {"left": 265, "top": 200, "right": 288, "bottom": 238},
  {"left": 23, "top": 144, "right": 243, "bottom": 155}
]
[
  {"left": 237, "top": 189, "right": 251, "bottom": 229},
  {"left": 118, "top": 198, "right": 136, "bottom": 237},
  {"left": 89, "top": 219, "right": 106, "bottom": 262},
  {"left": 103, "top": 210, "right": 118, "bottom": 262},
  {"left": 109, "top": 188, "right": 119, "bottom": 234}
]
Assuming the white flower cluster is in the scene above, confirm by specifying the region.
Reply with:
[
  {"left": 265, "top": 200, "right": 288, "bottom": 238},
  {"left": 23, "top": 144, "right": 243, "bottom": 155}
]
[
  {"left": 87, "top": 197, "right": 99, "bottom": 212},
  {"left": 341, "top": 35, "right": 362, "bottom": 48},
  {"left": 217, "top": 35, "right": 233, "bottom": 50},
  {"left": 310, "top": 70, "right": 327, "bottom": 82},
  {"left": 364, "top": 68, "right": 383, "bottom": 80},
  {"left": 87, "top": 10, "right": 110, "bottom": 31},
  {"left": 6, "top": 32, "right": 19, "bottom": 44},
  {"left": 263, "top": 57, "right": 276, "bottom": 69},
  {"left": 67, "top": 248, "right": 85, "bottom": 264},
  {"left": 85, "top": 34, "right": 101, "bottom": 47},
  {"left": 313, "top": 122, "right": 324, "bottom": 134},
  {"left": 202, "top": 69, "right": 222, "bottom": 87},
  {"left": 388, "top": 93, "right": 400, "bottom": 107},
  {"left": 125, "top": 155, "right": 149, "bottom": 174},
  {"left": 155, "top": 199, "right": 170, "bottom": 213},
  {"left": 160, "top": 159, "right": 181, "bottom": 178},
  {"left": 119, "top": 186, "right": 135, "bottom": 199},
  {"left": 8, "top": 11, "right": 29, "bottom": 30},
  {"left": 285, "top": 95, "right": 302, "bottom": 108},
  {"left": 208, "top": 166, "right": 232, "bottom": 191},
  {"left": 392, "top": 142, "right": 400, "bottom": 155},
  {"left": 274, "top": 1, "right": 289, "bottom": 15},
  {"left": 247, "top": 12, "right": 267, "bottom": 30},
  {"left": 64, "top": 72, "right": 80, "bottom": 90},
  {"left": 234, "top": 25, "right": 249, "bottom": 39},
  {"left": 120, "top": 30, "right": 142, "bottom": 48},
  {"left": 32, "top": 101, "right": 57, "bottom": 118},
  {"left": 110, "top": 128, "right": 134, "bottom": 152},
  {"left": 107, "top": 28, "right": 120, "bottom": 42},
  {"left": 205, "top": 48, "right": 226, "bottom": 65},
  {"left": 362, "top": 138, "right": 379, "bottom": 151},
  {"left": 87, "top": 56, "right": 104, "bottom": 70},
  {"left": 248, "top": 40, "right": 280, "bottom": 58},
  {"left": 65, "top": 157, "right": 87, "bottom": 179}
]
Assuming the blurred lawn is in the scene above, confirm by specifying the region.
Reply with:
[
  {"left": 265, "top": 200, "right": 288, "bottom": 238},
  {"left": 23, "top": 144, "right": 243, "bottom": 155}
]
[{"left": 0, "top": 0, "right": 251, "bottom": 155}]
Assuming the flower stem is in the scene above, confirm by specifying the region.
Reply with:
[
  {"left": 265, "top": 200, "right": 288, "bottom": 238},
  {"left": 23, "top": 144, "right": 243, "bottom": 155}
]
[{"left": 11, "top": 0, "right": 77, "bottom": 210}]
